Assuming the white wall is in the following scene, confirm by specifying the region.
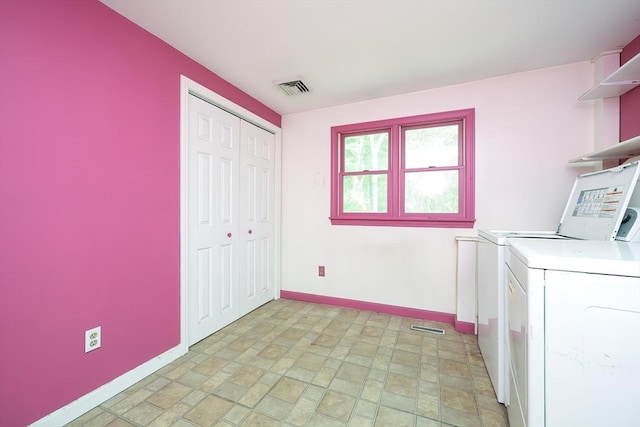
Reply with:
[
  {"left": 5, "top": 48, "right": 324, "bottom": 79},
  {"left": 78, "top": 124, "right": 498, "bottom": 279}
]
[{"left": 281, "top": 61, "right": 595, "bottom": 315}]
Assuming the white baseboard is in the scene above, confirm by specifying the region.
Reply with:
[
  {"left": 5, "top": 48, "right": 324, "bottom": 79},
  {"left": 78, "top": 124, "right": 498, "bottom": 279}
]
[{"left": 30, "top": 344, "right": 186, "bottom": 426}]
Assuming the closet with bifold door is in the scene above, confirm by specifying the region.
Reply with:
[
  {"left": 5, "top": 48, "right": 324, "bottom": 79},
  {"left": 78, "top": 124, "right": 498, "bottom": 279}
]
[{"left": 186, "top": 94, "right": 275, "bottom": 345}]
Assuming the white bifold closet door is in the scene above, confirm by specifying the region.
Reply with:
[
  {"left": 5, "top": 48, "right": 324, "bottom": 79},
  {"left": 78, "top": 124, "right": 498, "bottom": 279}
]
[
  {"left": 238, "top": 120, "right": 275, "bottom": 316},
  {"left": 187, "top": 94, "right": 275, "bottom": 346}
]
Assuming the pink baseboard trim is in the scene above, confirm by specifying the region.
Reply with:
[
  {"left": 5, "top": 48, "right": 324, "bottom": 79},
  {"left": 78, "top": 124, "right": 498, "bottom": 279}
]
[
  {"left": 454, "top": 319, "right": 476, "bottom": 335},
  {"left": 280, "top": 290, "right": 465, "bottom": 329}
]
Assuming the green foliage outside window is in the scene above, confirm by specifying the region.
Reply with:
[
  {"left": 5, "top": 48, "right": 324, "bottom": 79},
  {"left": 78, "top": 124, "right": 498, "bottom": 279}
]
[{"left": 343, "top": 132, "right": 388, "bottom": 212}]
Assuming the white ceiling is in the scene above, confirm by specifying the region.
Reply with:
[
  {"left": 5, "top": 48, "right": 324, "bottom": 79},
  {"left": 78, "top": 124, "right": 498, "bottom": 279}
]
[{"left": 101, "top": 0, "right": 640, "bottom": 115}]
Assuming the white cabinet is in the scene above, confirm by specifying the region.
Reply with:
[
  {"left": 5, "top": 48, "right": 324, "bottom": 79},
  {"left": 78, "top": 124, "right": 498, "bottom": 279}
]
[{"left": 186, "top": 94, "right": 276, "bottom": 345}]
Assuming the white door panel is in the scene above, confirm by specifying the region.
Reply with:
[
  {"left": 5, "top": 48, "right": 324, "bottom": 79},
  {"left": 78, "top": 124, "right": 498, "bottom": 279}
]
[
  {"left": 239, "top": 121, "right": 275, "bottom": 314},
  {"left": 187, "top": 94, "right": 275, "bottom": 345},
  {"left": 187, "top": 95, "right": 240, "bottom": 345}
]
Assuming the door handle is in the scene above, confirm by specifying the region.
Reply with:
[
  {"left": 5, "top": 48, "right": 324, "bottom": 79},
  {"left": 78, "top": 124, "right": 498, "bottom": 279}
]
[
  {"left": 248, "top": 229, "right": 253, "bottom": 234},
  {"left": 227, "top": 232, "right": 232, "bottom": 238}
]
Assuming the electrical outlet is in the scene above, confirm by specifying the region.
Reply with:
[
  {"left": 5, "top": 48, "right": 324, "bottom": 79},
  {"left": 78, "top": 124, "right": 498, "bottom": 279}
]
[
  {"left": 318, "top": 265, "right": 325, "bottom": 277},
  {"left": 85, "top": 326, "right": 101, "bottom": 353}
]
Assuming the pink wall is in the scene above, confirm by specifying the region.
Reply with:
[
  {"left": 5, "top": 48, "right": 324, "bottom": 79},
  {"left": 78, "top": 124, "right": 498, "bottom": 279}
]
[
  {"left": 0, "top": 1, "right": 280, "bottom": 425},
  {"left": 620, "top": 34, "right": 640, "bottom": 141}
]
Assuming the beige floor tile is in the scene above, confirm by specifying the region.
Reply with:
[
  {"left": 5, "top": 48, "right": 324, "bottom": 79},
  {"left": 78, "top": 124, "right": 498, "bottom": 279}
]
[
  {"left": 69, "top": 300, "right": 509, "bottom": 427},
  {"left": 255, "top": 395, "right": 294, "bottom": 420},
  {"left": 123, "top": 402, "right": 164, "bottom": 425},
  {"left": 380, "top": 390, "right": 416, "bottom": 412},
  {"left": 361, "top": 379, "right": 384, "bottom": 402},
  {"left": 239, "top": 411, "right": 281, "bottom": 427},
  {"left": 269, "top": 377, "right": 307, "bottom": 403},
  {"left": 316, "top": 390, "right": 357, "bottom": 422},
  {"left": 351, "top": 341, "right": 377, "bottom": 356},
  {"left": 361, "top": 325, "right": 384, "bottom": 337},
  {"left": 181, "top": 389, "right": 208, "bottom": 406},
  {"left": 176, "top": 371, "right": 210, "bottom": 390},
  {"left": 311, "top": 333, "right": 340, "bottom": 348},
  {"left": 212, "top": 381, "right": 247, "bottom": 401},
  {"left": 392, "top": 349, "right": 420, "bottom": 366},
  {"left": 479, "top": 404, "right": 509, "bottom": 427},
  {"left": 329, "top": 377, "right": 363, "bottom": 397},
  {"left": 438, "top": 349, "right": 468, "bottom": 363},
  {"left": 109, "top": 389, "right": 154, "bottom": 415},
  {"left": 294, "top": 352, "right": 327, "bottom": 370},
  {"left": 440, "top": 385, "right": 478, "bottom": 415},
  {"left": 438, "top": 338, "right": 466, "bottom": 354},
  {"left": 440, "top": 406, "right": 482, "bottom": 427},
  {"left": 147, "top": 377, "right": 173, "bottom": 393},
  {"left": 416, "top": 415, "right": 442, "bottom": 427},
  {"left": 473, "top": 374, "right": 498, "bottom": 398},
  {"left": 226, "top": 365, "right": 264, "bottom": 388},
  {"left": 374, "top": 405, "right": 415, "bottom": 427},
  {"left": 146, "top": 381, "right": 193, "bottom": 409},
  {"left": 104, "top": 419, "right": 136, "bottom": 427},
  {"left": 467, "top": 349, "right": 487, "bottom": 367},
  {"left": 301, "top": 384, "right": 325, "bottom": 403},
  {"left": 420, "top": 363, "right": 439, "bottom": 382},
  {"left": 417, "top": 392, "right": 439, "bottom": 419},
  {"left": 65, "top": 407, "right": 107, "bottom": 426},
  {"left": 384, "top": 373, "right": 418, "bottom": 398},
  {"left": 285, "top": 397, "right": 317, "bottom": 426},
  {"left": 336, "top": 361, "right": 369, "bottom": 383},
  {"left": 280, "top": 327, "right": 308, "bottom": 340},
  {"left": 258, "top": 343, "right": 289, "bottom": 360},
  {"left": 74, "top": 410, "right": 117, "bottom": 427},
  {"left": 349, "top": 414, "right": 374, "bottom": 426},
  {"left": 192, "top": 357, "right": 226, "bottom": 376},
  {"left": 171, "top": 419, "right": 200, "bottom": 427},
  {"left": 147, "top": 403, "right": 191, "bottom": 427},
  {"left": 286, "top": 365, "right": 318, "bottom": 382},
  {"left": 419, "top": 379, "right": 439, "bottom": 397},
  {"left": 439, "top": 373, "right": 474, "bottom": 392},
  {"left": 183, "top": 395, "right": 232, "bottom": 426},
  {"left": 237, "top": 382, "right": 271, "bottom": 408},
  {"left": 305, "top": 413, "right": 346, "bottom": 427},
  {"left": 438, "top": 358, "right": 471, "bottom": 379},
  {"left": 345, "top": 353, "right": 374, "bottom": 367},
  {"left": 312, "top": 366, "right": 337, "bottom": 387},
  {"left": 222, "top": 404, "right": 250, "bottom": 425},
  {"left": 354, "top": 399, "right": 378, "bottom": 418}
]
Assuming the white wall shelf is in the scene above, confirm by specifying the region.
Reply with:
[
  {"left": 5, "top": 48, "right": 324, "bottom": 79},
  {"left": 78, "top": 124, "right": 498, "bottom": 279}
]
[
  {"left": 579, "top": 52, "right": 640, "bottom": 101},
  {"left": 569, "top": 135, "right": 640, "bottom": 163}
]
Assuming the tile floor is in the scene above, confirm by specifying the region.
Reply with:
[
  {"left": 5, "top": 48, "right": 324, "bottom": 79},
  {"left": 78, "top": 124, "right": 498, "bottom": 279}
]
[{"left": 67, "top": 299, "right": 508, "bottom": 427}]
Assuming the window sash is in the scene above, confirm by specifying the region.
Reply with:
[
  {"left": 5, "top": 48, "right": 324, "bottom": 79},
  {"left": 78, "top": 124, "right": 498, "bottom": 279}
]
[
  {"left": 400, "top": 120, "right": 464, "bottom": 217},
  {"left": 330, "top": 109, "right": 475, "bottom": 227}
]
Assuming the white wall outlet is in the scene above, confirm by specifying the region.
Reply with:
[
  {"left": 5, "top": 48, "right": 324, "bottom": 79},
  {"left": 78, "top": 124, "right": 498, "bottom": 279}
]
[{"left": 85, "top": 326, "right": 101, "bottom": 353}]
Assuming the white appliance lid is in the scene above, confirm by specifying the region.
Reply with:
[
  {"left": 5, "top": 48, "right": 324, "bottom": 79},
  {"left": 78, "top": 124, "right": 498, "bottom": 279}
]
[
  {"left": 507, "top": 238, "right": 640, "bottom": 277},
  {"left": 557, "top": 160, "right": 640, "bottom": 240},
  {"left": 478, "top": 229, "right": 563, "bottom": 245}
]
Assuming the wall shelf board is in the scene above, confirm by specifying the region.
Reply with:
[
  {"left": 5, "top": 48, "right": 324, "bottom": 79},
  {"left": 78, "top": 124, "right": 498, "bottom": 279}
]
[
  {"left": 579, "top": 52, "right": 640, "bottom": 101},
  {"left": 569, "top": 135, "right": 640, "bottom": 163}
]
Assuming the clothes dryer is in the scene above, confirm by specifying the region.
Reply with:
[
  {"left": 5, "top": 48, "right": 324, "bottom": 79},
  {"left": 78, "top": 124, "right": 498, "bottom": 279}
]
[{"left": 505, "top": 238, "right": 640, "bottom": 427}]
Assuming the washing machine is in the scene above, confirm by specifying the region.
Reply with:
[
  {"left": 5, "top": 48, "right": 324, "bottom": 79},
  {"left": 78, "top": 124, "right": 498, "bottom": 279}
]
[
  {"left": 477, "top": 160, "right": 640, "bottom": 407},
  {"left": 505, "top": 238, "right": 640, "bottom": 427},
  {"left": 477, "top": 229, "right": 559, "bottom": 404}
]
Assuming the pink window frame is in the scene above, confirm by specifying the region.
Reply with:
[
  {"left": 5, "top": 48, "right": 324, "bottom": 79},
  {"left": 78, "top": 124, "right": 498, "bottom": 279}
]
[{"left": 330, "top": 108, "right": 475, "bottom": 228}]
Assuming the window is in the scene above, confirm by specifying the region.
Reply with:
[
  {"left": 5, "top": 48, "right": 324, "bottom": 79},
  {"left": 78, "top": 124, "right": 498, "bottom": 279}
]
[{"left": 330, "top": 109, "right": 475, "bottom": 227}]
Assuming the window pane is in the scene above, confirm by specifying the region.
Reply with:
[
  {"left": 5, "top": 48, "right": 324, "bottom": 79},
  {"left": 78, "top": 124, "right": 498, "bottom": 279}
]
[
  {"left": 404, "top": 125, "right": 458, "bottom": 168},
  {"left": 343, "top": 174, "right": 387, "bottom": 213},
  {"left": 344, "top": 132, "right": 389, "bottom": 172},
  {"left": 405, "top": 170, "right": 458, "bottom": 213}
]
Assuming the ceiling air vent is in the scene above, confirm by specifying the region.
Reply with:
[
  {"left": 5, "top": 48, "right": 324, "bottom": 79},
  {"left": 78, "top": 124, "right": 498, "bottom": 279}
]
[{"left": 275, "top": 78, "right": 311, "bottom": 96}]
